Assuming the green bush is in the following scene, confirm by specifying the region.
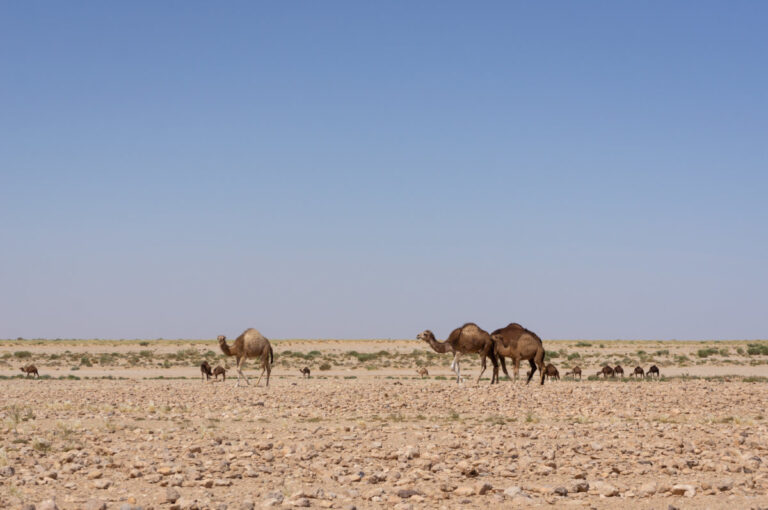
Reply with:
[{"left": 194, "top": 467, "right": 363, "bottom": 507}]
[
  {"left": 80, "top": 356, "right": 92, "bottom": 367},
  {"left": 747, "top": 344, "right": 768, "bottom": 356},
  {"left": 697, "top": 348, "right": 719, "bottom": 358},
  {"left": 319, "top": 362, "right": 331, "bottom": 371},
  {"left": 14, "top": 351, "right": 32, "bottom": 358}
]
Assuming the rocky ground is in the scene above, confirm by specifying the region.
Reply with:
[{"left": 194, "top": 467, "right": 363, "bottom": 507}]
[{"left": 2, "top": 375, "right": 768, "bottom": 510}]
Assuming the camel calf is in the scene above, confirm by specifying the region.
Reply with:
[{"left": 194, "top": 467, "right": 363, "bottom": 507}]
[
  {"left": 200, "top": 361, "right": 213, "bottom": 381},
  {"left": 544, "top": 363, "right": 559, "bottom": 381},
  {"left": 299, "top": 367, "right": 311, "bottom": 379},
  {"left": 20, "top": 364, "right": 39, "bottom": 378},
  {"left": 565, "top": 366, "right": 582, "bottom": 380},
  {"left": 597, "top": 365, "right": 614, "bottom": 378},
  {"left": 213, "top": 366, "right": 227, "bottom": 381}
]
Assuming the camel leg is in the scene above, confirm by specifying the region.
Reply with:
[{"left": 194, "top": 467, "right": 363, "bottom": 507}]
[
  {"left": 451, "top": 353, "right": 462, "bottom": 384},
  {"left": 526, "top": 358, "right": 536, "bottom": 384},
  {"left": 236, "top": 358, "right": 250, "bottom": 387},
  {"left": 476, "top": 354, "right": 488, "bottom": 385},
  {"left": 499, "top": 356, "right": 511, "bottom": 381},
  {"left": 514, "top": 358, "right": 520, "bottom": 381}
]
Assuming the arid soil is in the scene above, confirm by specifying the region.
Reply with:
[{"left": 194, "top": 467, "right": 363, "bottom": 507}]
[{"left": 2, "top": 339, "right": 768, "bottom": 509}]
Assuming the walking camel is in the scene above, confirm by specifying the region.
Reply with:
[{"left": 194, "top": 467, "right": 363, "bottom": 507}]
[
  {"left": 490, "top": 323, "right": 546, "bottom": 385},
  {"left": 299, "top": 367, "right": 311, "bottom": 379},
  {"left": 417, "top": 323, "right": 498, "bottom": 385},
  {"left": 647, "top": 365, "right": 660, "bottom": 378},
  {"left": 218, "top": 328, "right": 274, "bottom": 387},
  {"left": 597, "top": 365, "right": 614, "bottom": 378}
]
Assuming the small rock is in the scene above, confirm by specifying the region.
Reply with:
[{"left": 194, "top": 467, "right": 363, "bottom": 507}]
[
  {"left": 38, "top": 501, "right": 59, "bottom": 510},
  {"left": 84, "top": 500, "right": 107, "bottom": 510},
  {"left": 503, "top": 486, "right": 523, "bottom": 498},
  {"left": 241, "top": 501, "right": 254, "bottom": 510},
  {"left": 554, "top": 487, "right": 568, "bottom": 497},
  {"left": 592, "top": 481, "right": 619, "bottom": 497},
  {"left": 454, "top": 486, "right": 475, "bottom": 496},
  {"left": 475, "top": 482, "right": 493, "bottom": 495},
  {"left": 638, "top": 481, "right": 657, "bottom": 497},
  {"left": 671, "top": 484, "right": 696, "bottom": 497},
  {"left": 163, "top": 488, "right": 181, "bottom": 504},
  {"left": 93, "top": 479, "right": 112, "bottom": 490},
  {"left": 396, "top": 489, "right": 421, "bottom": 499},
  {"left": 0, "top": 466, "right": 15, "bottom": 477},
  {"left": 717, "top": 478, "right": 734, "bottom": 491}
]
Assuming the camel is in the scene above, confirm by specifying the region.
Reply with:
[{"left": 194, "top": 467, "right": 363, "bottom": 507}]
[
  {"left": 20, "top": 364, "right": 39, "bottom": 378},
  {"left": 417, "top": 323, "right": 498, "bottom": 385},
  {"left": 416, "top": 367, "right": 429, "bottom": 379},
  {"left": 614, "top": 365, "right": 624, "bottom": 378},
  {"left": 213, "top": 366, "right": 227, "bottom": 381},
  {"left": 631, "top": 366, "right": 645, "bottom": 378},
  {"left": 544, "top": 363, "right": 559, "bottom": 381},
  {"left": 218, "top": 328, "right": 274, "bottom": 387},
  {"left": 597, "top": 365, "right": 614, "bottom": 378},
  {"left": 647, "top": 365, "right": 660, "bottom": 378},
  {"left": 200, "top": 361, "right": 213, "bottom": 381},
  {"left": 299, "top": 367, "right": 311, "bottom": 379},
  {"left": 565, "top": 366, "right": 582, "bottom": 380},
  {"left": 489, "top": 323, "right": 546, "bottom": 385}
]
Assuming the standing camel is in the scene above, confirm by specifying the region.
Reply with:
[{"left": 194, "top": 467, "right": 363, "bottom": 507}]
[
  {"left": 20, "top": 365, "right": 39, "bottom": 378},
  {"left": 647, "top": 365, "right": 660, "bottom": 378},
  {"left": 200, "top": 361, "right": 213, "bottom": 381},
  {"left": 631, "top": 366, "right": 645, "bottom": 378},
  {"left": 299, "top": 367, "right": 311, "bottom": 379},
  {"left": 544, "top": 363, "right": 560, "bottom": 381},
  {"left": 597, "top": 365, "right": 614, "bottom": 378},
  {"left": 417, "top": 323, "right": 498, "bottom": 385},
  {"left": 416, "top": 367, "right": 429, "bottom": 379},
  {"left": 213, "top": 366, "right": 227, "bottom": 381},
  {"left": 614, "top": 365, "right": 625, "bottom": 378},
  {"left": 218, "top": 329, "right": 274, "bottom": 387},
  {"left": 565, "top": 366, "right": 582, "bottom": 380},
  {"left": 490, "top": 323, "right": 546, "bottom": 385}
]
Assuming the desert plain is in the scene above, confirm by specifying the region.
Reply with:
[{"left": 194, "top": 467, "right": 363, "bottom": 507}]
[{"left": 2, "top": 338, "right": 768, "bottom": 510}]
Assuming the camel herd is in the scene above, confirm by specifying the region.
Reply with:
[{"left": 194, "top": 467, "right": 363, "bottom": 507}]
[{"left": 12, "top": 325, "right": 664, "bottom": 386}]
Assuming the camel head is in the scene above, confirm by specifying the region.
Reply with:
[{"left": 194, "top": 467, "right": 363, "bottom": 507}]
[
  {"left": 417, "top": 330, "right": 435, "bottom": 343},
  {"left": 217, "top": 335, "right": 226, "bottom": 345},
  {"left": 490, "top": 332, "right": 503, "bottom": 344}
]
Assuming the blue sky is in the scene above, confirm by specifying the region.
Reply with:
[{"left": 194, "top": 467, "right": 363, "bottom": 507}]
[{"left": 1, "top": 2, "right": 766, "bottom": 340}]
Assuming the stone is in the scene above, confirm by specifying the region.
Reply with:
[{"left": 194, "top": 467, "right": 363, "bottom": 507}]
[
  {"left": 163, "top": 488, "right": 181, "bottom": 504},
  {"left": 0, "top": 466, "right": 15, "bottom": 477},
  {"left": 592, "top": 481, "right": 619, "bottom": 497},
  {"left": 38, "top": 501, "right": 59, "bottom": 510},
  {"left": 475, "top": 482, "right": 493, "bottom": 495},
  {"left": 84, "top": 500, "right": 107, "bottom": 510},
  {"left": 717, "top": 478, "right": 734, "bottom": 491},
  {"left": 638, "top": 481, "right": 657, "bottom": 497},
  {"left": 671, "top": 484, "right": 696, "bottom": 497},
  {"left": 94, "top": 479, "right": 112, "bottom": 489}
]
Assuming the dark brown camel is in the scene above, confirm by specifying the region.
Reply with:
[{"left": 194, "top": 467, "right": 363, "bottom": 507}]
[
  {"left": 613, "top": 365, "right": 624, "bottom": 378},
  {"left": 597, "top": 365, "right": 614, "bottom": 378},
  {"left": 200, "top": 361, "right": 213, "bottom": 381},
  {"left": 20, "top": 364, "right": 39, "bottom": 378},
  {"left": 565, "top": 366, "right": 582, "bottom": 380},
  {"left": 299, "top": 367, "right": 311, "bottom": 379},
  {"left": 213, "top": 366, "right": 227, "bottom": 381},
  {"left": 631, "top": 366, "right": 645, "bottom": 378},
  {"left": 544, "top": 363, "right": 560, "bottom": 381},
  {"left": 489, "top": 323, "right": 546, "bottom": 385},
  {"left": 218, "top": 328, "right": 274, "bottom": 387},
  {"left": 417, "top": 323, "right": 499, "bottom": 385},
  {"left": 647, "top": 365, "right": 660, "bottom": 378}
]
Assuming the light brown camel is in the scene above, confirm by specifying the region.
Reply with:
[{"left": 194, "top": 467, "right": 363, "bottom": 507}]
[
  {"left": 200, "top": 361, "right": 213, "bottom": 381},
  {"left": 20, "top": 364, "right": 39, "bottom": 378},
  {"left": 490, "top": 323, "right": 546, "bottom": 385},
  {"left": 416, "top": 367, "right": 429, "bottom": 379},
  {"left": 597, "top": 365, "right": 614, "bottom": 378},
  {"left": 213, "top": 366, "right": 227, "bottom": 381},
  {"left": 218, "top": 329, "right": 274, "bottom": 387},
  {"left": 613, "top": 365, "right": 624, "bottom": 378},
  {"left": 299, "top": 367, "right": 311, "bottom": 379},
  {"left": 417, "top": 323, "right": 498, "bottom": 385},
  {"left": 565, "top": 366, "right": 582, "bottom": 380},
  {"left": 631, "top": 366, "right": 645, "bottom": 378},
  {"left": 544, "top": 363, "right": 560, "bottom": 381},
  {"left": 647, "top": 365, "right": 660, "bottom": 378}
]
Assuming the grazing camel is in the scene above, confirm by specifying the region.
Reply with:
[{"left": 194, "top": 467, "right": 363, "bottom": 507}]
[
  {"left": 647, "top": 365, "right": 660, "bottom": 378},
  {"left": 490, "top": 323, "right": 546, "bottom": 385},
  {"left": 631, "top": 366, "right": 645, "bottom": 378},
  {"left": 417, "top": 323, "right": 498, "bottom": 385},
  {"left": 416, "top": 367, "right": 429, "bottom": 379},
  {"left": 565, "top": 366, "right": 582, "bottom": 380},
  {"left": 544, "top": 363, "right": 560, "bottom": 381},
  {"left": 200, "top": 361, "right": 213, "bottom": 381},
  {"left": 613, "top": 365, "right": 624, "bottom": 378},
  {"left": 20, "top": 364, "right": 39, "bottom": 378},
  {"left": 213, "top": 366, "right": 227, "bottom": 381},
  {"left": 299, "top": 367, "right": 311, "bottom": 379},
  {"left": 218, "top": 329, "right": 274, "bottom": 387},
  {"left": 597, "top": 365, "right": 614, "bottom": 378}
]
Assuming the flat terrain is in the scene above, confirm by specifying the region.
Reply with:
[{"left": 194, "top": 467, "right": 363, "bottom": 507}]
[{"left": 2, "top": 339, "right": 768, "bottom": 509}]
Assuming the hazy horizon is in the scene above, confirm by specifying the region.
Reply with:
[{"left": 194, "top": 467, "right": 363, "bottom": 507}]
[{"left": 2, "top": 2, "right": 767, "bottom": 341}]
